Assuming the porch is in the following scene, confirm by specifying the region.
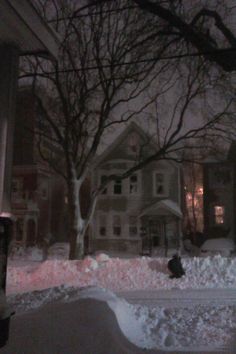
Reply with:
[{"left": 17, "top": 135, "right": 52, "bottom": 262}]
[{"left": 139, "top": 199, "right": 182, "bottom": 256}]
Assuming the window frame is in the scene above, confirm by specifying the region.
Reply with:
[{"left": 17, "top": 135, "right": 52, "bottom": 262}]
[
  {"left": 153, "top": 171, "right": 169, "bottom": 197},
  {"left": 128, "top": 215, "right": 138, "bottom": 238},
  {"left": 113, "top": 178, "right": 122, "bottom": 195},
  {"left": 214, "top": 205, "right": 225, "bottom": 225},
  {"left": 98, "top": 214, "right": 107, "bottom": 238},
  {"left": 112, "top": 214, "right": 122, "bottom": 237}
]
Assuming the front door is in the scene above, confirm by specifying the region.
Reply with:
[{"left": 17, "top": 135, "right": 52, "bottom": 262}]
[{"left": 149, "top": 220, "right": 164, "bottom": 250}]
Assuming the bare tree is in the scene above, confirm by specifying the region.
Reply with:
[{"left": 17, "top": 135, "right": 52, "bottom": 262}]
[
  {"left": 133, "top": 0, "right": 236, "bottom": 72},
  {"left": 20, "top": 0, "right": 234, "bottom": 259}
]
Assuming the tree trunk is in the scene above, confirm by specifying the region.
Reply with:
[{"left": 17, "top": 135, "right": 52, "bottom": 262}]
[
  {"left": 67, "top": 179, "right": 84, "bottom": 260},
  {"left": 69, "top": 228, "right": 84, "bottom": 260}
]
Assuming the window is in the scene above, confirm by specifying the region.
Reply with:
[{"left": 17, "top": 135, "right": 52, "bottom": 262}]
[
  {"left": 154, "top": 173, "right": 166, "bottom": 196},
  {"left": 40, "top": 181, "right": 48, "bottom": 200},
  {"left": 113, "top": 215, "right": 121, "bottom": 236},
  {"left": 12, "top": 178, "right": 24, "bottom": 200},
  {"left": 129, "top": 216, "right": 138, "bottom": 237},
  {"left": 129, "top": 174, "right": 138, "bottom": 194},
  {"left": 114, "top": 178, "right": 122, "bottom": 194},
  {"left": 128, "top": 133, "right": 139, "bottom": 153},
  {"left": 214, "top": 206, "right": 225, "bottom": 224},
  {"left": 99, "top": 215, "right": 107, "bottom": 237},
  {"left": 100, "top": 175, "right": 108, "bottom": 194}
]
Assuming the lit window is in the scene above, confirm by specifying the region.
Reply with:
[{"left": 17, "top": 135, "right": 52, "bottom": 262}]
[
  {"left": 113, "top": 215, "right": 121, "bottom": 236},
  {"left": 129, "top": 216, "right": 138, "bottom": 237},
  {"left": 129, "top": 174, "right": 138, "bottom": 194},
  {"left": 114, "top": 179, "right": 122, "bottom": 194},
  {"left": 100, "top": 175, "right": 108, "bottom": 194},
  {"left": 99, "top": 215, "right": 107, "bottom": 237},
  {"left": 155, "top": 173, "right": 165, "bottom": 196},
  {"left": 214, "top": 206, "right": 225, "bottom": 224}
]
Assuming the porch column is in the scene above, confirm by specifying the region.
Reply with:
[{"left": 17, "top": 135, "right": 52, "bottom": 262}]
[
  {"left": 0, "top": 44, "right": 19, "bottom": 292},
  {"left": 0, "top": 44, "right": 19, "bottom": 215}
]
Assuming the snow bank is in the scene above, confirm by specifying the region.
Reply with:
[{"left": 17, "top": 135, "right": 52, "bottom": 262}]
[
  {"left": 7, "top": 253, "right": 236, "bottom": 295},
  {"left": 201, "top": 238, "right": 235, "bottom": 256},
  {"left": 7, "top": 285, "right": 236, "bottom": 351}
]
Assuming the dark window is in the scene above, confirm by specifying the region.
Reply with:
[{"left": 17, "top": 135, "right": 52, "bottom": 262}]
[
  {"left": 113, "top": 215, "right": 121, "bottom": 236},
  {"left": 114, "top": 179, "right": 122, "bottom": 194},
  {"left": 129, "top": 175, "right": 138, "bottom": 194},
  {"left": 129, "top": 216, "right": 138, "bottom": 237},
  {"left": 99, "top": 227, "right": 106, "bottom": 236},
  {"left": 99, "top": 215, "right": 107, "bottom": 237}
]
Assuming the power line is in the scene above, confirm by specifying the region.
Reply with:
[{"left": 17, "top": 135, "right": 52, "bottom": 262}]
[
  {"left": 23, "top": 46, "right": 236, "bottom": 76},
  {"left": 47, "top": 5, "right": 138, "bottom": 23}
]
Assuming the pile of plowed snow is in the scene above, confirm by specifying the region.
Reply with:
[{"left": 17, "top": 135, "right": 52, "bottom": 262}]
[{"left": 7, "top": 253, "right": 236, "bottom": 294}]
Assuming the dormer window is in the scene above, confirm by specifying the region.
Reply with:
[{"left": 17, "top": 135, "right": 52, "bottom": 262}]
[
  {"left": 128, "top": 133, "right": 139, "bottom": 153},
  {"left": 129, "top": 174, "right": 138, "bottom": 194}
]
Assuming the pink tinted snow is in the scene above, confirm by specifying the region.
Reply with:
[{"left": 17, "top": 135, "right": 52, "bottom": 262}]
[{"left": 6, "top": 254, "right": 236, "bottom": 295}]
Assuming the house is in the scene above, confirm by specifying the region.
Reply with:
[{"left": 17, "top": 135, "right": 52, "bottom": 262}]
[
  {"left": 203, "top": 144, "right": 236, "bottom": 241},
  {"left": 11, "top": 88, "right": 67, "bottom": 248},
  {"left": 90, "top": 123, "right": 183, "bottom": 255}
]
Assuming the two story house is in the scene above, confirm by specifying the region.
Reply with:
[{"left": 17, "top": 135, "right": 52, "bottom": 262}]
[
  {"left": 203, "top": 143, "right": 236, "bottom": 241},
  {"left": 90, "top": 123, "right": 183, "bottom": 255}
]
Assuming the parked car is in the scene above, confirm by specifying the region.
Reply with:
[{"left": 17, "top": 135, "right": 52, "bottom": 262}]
[{"left": 200, "top": 238, "right": 235, "bottom": 256}]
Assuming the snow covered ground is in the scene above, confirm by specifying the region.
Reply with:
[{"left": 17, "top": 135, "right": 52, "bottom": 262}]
[{"left": 4, "top": 248, "right": 236, "bottom": 352}]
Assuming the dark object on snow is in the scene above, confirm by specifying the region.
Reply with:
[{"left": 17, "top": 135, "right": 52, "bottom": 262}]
[{"left": 168, "top": 254, "right": 185, "bottom": 279}]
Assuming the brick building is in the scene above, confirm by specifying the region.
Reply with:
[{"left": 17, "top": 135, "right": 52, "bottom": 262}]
[{"left": 11, "top": 88, "right": 67, "bottom": 247}]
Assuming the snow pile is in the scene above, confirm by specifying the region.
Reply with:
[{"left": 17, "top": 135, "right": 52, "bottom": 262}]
[
  {"left": 7, "top": 253, "right": 236, "bottom": 294},
  {"left": 201, "top": 238, "right": 235, "bottom": 256},
  {"left": 9, "top": 245, "right": 44, "bottom": 261},
  {"left": 47, "top": 242, "right": 70, "bottom": 260},
  {"left": 9, "top": 243, "right": 70, "bottom": 262},
  {"left": 7, "top": 285, "right": 236, "bottom": 351}
]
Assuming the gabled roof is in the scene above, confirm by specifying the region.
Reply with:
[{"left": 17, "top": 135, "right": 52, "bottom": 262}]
[
  {"left": 140, "top": 199, "right": 182, "bottom": 218},
  {"left": 94, "top": 122, "right": 157, "bottom": 167}
]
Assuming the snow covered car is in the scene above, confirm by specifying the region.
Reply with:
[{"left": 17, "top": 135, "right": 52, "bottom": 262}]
[{"left": 200, "top": 238, "right": 235, "bottom": 256}]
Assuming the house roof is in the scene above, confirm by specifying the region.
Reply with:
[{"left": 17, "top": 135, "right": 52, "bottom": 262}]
[
  {"left": 140, "top": 199, "right": 182, "bottom": 218},
  {"left": 0, "top": 0, "right": 60, "bottom": 59},
  {"left": 95, "top": 121, "right": 180, "bottom": 167},
  {"left": 94, "top": 122, "right": 152, "bottom": 166}
]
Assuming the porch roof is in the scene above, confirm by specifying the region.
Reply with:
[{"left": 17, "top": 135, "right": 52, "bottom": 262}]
[{"left": 140, "top": 199, "right": 182, "bottom": 218}]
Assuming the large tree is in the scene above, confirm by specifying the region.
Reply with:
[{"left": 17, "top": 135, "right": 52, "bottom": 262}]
[
  {"left": 21, "top": 0, "right": 234, "bottom": 259},
  {"left": 133, "top": 0, "right": 236, "bottom": 72}
]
